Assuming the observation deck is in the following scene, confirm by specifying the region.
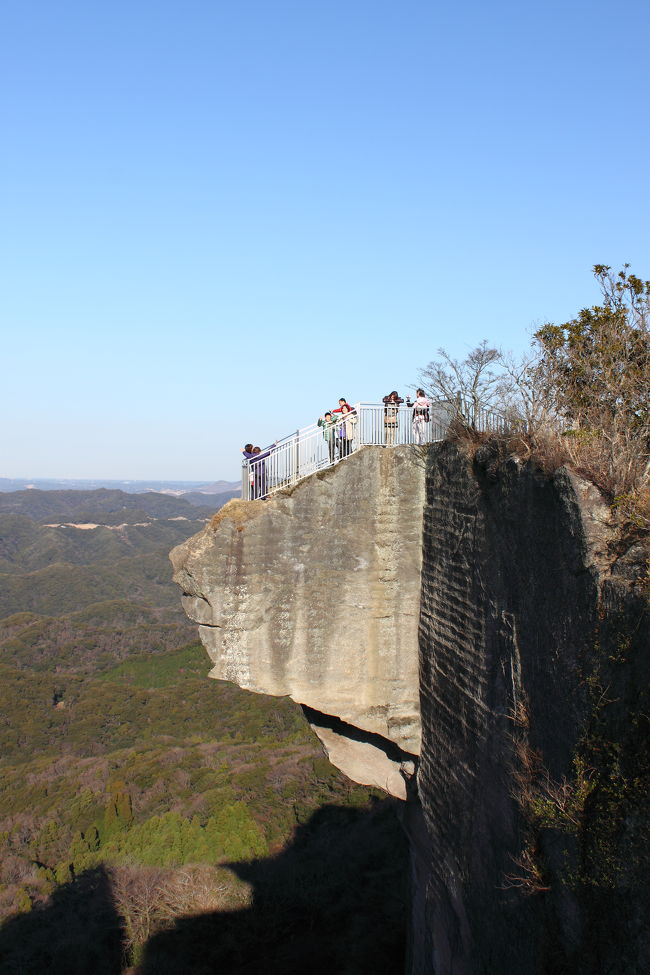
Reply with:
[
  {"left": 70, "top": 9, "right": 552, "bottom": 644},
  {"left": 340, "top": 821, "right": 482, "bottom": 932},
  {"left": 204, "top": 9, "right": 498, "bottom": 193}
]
[{"left": 242, "top": 400, "right": 505, "bottom": 500}]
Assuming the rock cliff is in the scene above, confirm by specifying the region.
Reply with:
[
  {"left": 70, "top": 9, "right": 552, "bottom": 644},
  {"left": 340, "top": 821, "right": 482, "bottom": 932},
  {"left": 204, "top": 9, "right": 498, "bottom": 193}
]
[
  {"left": 411, "top": 441, "right": 648, "bottom": 974},
  {"left": 171, "top": 441, "right": 649, "bottom": 973},
  {"left": 170, "top": 446, "right": 425, "bottom": 798}
]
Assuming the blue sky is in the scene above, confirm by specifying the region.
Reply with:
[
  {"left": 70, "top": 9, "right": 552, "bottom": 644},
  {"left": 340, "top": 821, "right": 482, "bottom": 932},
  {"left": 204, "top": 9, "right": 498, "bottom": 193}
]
[{"left": 2, "top": 0, "right": 649, "bottom": 480}]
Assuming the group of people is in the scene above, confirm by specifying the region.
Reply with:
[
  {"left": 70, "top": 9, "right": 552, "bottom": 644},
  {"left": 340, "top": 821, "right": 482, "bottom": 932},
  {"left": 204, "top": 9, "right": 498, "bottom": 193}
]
[
  {"left": 383, "top": 389, "right": 431, "bottom": 445},
  {"left": 317, "top": 398, "right": 357, "bottom": 462},
  {"left": 317, "top": 390, "right": 432, "bottom": 455},
  {"left": 241, "top": 389, "right": 433, "bottom": 499}
]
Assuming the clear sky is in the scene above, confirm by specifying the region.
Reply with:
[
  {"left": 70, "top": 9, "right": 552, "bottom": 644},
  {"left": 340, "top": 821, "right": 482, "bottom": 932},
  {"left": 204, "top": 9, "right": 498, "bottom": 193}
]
[{"left": 2, "top": 0, "right": 649, "bottom": 480}]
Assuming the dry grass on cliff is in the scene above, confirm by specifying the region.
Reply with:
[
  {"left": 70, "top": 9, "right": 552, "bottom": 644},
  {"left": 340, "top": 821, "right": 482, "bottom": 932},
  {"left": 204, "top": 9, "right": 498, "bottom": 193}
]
[
  {"left": 451, "top": 427, "right": 570, "bottom": 481},
  {"left": 210, "top": 499, "right": 264, "bottom": 531},
  {"left": 612, "top": 487, "right": 650, "bottom": 533},
  {"left": 452, "top": 425, "right": 649, "bottom": 528}
]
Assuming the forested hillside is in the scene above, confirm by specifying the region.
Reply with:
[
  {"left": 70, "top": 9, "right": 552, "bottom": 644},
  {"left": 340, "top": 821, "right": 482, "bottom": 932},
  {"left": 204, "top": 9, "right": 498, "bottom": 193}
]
[
  {"left": 0, "top": 489, "right": 206, "bottom": 623},
  {"left": 0, "top": 488, "right": 217, "bottom": 520},
  {"left": 0, "top": 490, "right": 406, "bottom": 973}
]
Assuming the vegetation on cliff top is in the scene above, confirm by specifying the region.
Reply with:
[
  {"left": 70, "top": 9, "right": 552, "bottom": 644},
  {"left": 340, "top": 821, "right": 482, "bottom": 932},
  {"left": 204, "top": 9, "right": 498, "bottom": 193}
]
[
  {"left": 421, "top": 268, "right": 649, "bottom": 966},
  {"left": 420, "top": 264, "right": 650, "bottom": 506}
]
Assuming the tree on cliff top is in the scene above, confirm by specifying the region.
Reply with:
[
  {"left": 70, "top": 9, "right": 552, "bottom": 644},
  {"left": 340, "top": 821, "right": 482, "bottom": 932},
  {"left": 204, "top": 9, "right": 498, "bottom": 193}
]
[
  {"left": 417, "top": 340, "right": 508, "bottom": 426},
  {"left": 534, "top": 264, "right": 650, "bottom": 495},
  {"left": 419, "top": 265, "right": 650, "bottom": 498}
]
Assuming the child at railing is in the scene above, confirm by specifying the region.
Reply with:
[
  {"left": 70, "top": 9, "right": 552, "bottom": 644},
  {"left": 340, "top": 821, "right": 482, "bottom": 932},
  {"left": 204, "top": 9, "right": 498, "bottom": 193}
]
[{"left": 318, "top": 412, "right": 338, "bottom": 463}]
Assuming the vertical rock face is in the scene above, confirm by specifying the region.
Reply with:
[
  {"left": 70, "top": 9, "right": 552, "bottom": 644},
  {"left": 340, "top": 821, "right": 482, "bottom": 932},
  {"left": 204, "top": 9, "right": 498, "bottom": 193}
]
[
  {"left": 413, "top": 441, "right": 648, "bottom": 975},
  {"left": 170, "top": 446, "right": 425, "bottom": 793}
]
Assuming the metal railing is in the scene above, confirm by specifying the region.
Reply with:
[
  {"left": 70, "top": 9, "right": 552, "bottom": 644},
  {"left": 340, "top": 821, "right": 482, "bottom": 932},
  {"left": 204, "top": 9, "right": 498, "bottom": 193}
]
[
  {"left": 454, "top": 396, "right": 509, "bottom": 436},
  {"left": 242, "top": 400, "right": 462, "bottom": 500},
  {"left": 242, "top": 399, "right": 508, "bottom": 500}
]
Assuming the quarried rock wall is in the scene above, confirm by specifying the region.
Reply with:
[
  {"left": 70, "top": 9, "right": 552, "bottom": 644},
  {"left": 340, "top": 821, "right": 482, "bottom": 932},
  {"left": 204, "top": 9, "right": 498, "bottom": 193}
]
[{"left": 413, "top": 441, "right": 648, "bottom": 974}]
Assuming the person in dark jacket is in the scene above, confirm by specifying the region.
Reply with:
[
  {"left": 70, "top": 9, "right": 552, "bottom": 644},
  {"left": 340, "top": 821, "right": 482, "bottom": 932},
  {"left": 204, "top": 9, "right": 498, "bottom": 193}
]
[
  {"left": 251, "top": 445, "right": 273, "bottom": 499},
  {"left": 241, "top": 444, "right": 256, "bottom": 497},
  {"left": 242, "top": 442, "right": 275, "bottom": 499}
]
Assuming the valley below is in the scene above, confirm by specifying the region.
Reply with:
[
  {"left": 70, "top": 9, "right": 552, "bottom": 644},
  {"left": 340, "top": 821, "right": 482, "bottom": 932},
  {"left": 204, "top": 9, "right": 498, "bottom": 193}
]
[{"left": 0, "top": 487, "right": 407, "bottom": 974}]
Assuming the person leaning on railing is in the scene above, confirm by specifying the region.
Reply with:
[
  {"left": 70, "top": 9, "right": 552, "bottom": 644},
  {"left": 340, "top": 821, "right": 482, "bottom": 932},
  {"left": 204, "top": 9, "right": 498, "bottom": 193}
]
[
  {"left": 252, "top": 444, "right": 275, "bottom": 499},
  {"left": 242, "top": 442, "right": 276, "bottom": 499},
  {"left": 332, "top": 397, "right": 353, "bottom": 414},
  {"left": 382, "top": 391, "right": 404, "bottom": 446},
  {"left": 241, "top": 444, "right": 255, "bottom": 496}
]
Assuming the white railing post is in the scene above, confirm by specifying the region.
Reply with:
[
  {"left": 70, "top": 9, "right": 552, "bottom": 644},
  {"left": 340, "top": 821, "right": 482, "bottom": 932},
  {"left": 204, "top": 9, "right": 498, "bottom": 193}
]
[{"left": 293, "top": 430, "right": 299, "bottom": 485}]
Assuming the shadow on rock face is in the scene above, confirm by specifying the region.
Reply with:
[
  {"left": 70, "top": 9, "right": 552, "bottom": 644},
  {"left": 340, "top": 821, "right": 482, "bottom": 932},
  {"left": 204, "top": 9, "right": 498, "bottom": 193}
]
[
  {"left": 139, "top": 801, "right": 408, "bottom": 975},
  {"left": 0, "top": 865, "right": 125, "bottom": 975}
]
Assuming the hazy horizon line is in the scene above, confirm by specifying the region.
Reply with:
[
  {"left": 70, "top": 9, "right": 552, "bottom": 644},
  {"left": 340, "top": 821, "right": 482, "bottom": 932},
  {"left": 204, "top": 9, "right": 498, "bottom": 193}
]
[{"left": 0, "top": 475, "right": 240, "bottom": 486}]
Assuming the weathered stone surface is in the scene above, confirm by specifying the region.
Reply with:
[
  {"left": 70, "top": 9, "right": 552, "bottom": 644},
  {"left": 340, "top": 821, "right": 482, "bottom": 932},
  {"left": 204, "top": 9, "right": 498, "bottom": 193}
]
[
  {"left": 413, "top": 441, "right": 649, "bottom": 975},
  {"left": 310, "top": 724, "right": 413, "bottom": 800},
  {"left": 170, "top": 446, "right": 425, "bottom": 757}
]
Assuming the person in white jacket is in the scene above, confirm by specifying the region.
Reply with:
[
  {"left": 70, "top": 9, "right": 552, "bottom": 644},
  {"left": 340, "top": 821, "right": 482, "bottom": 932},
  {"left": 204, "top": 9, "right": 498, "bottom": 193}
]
[{"left": 408, "top": 389, "right": 431, "bottom": 445}]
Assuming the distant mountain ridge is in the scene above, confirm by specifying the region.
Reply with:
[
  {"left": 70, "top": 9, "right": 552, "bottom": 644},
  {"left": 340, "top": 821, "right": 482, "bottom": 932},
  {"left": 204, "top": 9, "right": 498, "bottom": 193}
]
[
  {"left": 0, "top": 488, "right": 217, "bottom": 521},
  {"left": 0, "top": 476, "right": 241, "bottom": 496},
  {"left": 0, "top": 488, "right": 219, "bottom": 619}
]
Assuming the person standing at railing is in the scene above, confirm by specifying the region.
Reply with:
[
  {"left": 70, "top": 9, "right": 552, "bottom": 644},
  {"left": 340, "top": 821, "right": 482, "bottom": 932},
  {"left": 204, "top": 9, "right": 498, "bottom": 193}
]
[
  {"left": 241, "top": 444, "right": 256, "bottom": 497},
  {"left": 318, "top": 412, "right": 338, "bottom": 463},
  {"left": 382, "top": 391, "right": 404, "bottom": 446},
  {"left": 406, "top": 389, "right": 431, "bottom": 445},
  {"left": 337, "top": 403, "right": 357, "bottom": 458},
  {"left": 249, "top": 443, "right": 276, "bottom": 499},
  {"left": 251, "top": 445, "right": 270, "bottom": 499}
]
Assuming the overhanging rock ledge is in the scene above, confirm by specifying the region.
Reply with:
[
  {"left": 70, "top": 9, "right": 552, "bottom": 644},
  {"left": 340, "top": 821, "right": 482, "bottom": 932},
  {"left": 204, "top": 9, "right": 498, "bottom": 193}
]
[{"left": 170, "top": 446, "right": 425, "bottom": 798}]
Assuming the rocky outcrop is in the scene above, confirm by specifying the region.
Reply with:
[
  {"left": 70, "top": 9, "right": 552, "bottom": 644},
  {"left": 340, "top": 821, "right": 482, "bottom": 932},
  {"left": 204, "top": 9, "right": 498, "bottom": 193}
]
[
  {"left": 170, "top": 446, "right": 425, "bottom": 797},
  {"left": 171, "top": 439, "right": 649, "bottom": 972}
]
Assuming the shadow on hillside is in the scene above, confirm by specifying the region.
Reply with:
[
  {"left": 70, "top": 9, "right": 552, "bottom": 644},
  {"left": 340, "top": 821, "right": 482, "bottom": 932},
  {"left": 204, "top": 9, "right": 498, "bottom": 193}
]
[
  {"left": 139, "top": 801, "right": 408, "bottom": 975},
  {"left": 0, "top": 865, "right": 124, "bottom": 975},
  {"left": 0, "top": 802, "right": 407, "bottom": 975}
]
